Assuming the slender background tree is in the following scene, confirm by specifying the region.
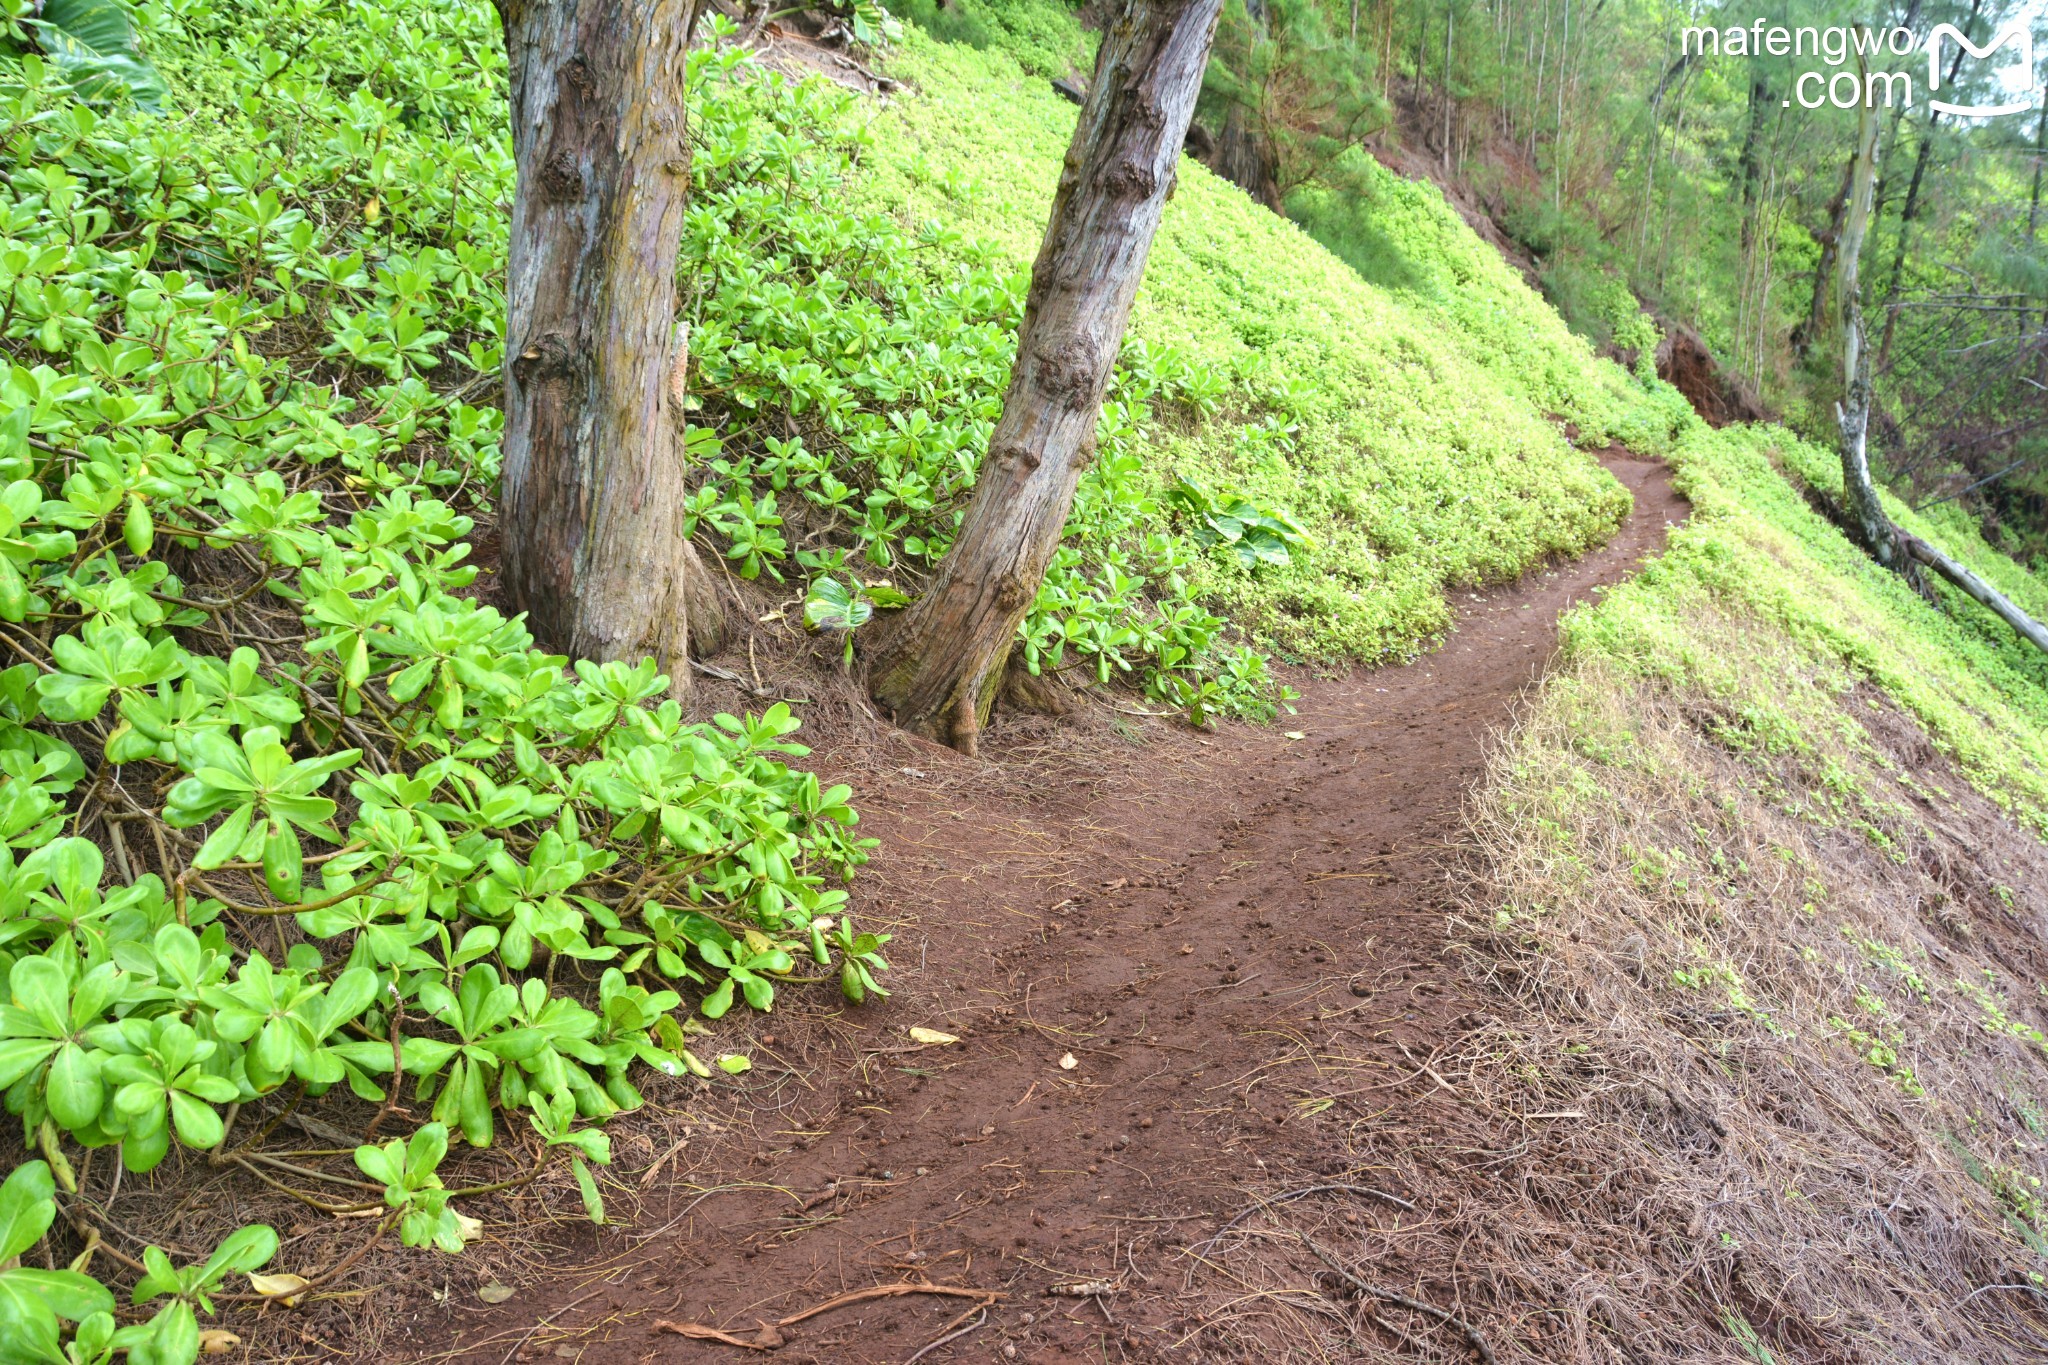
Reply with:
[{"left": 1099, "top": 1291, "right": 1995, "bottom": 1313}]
[{"left": 1834, "top": 45, "right": 2048, "bottom": 652}]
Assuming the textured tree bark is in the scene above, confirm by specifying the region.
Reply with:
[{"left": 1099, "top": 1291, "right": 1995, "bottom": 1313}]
[
  {"left": 1899, "top": 532, "right": 2048, "bottom": 654},
  {"left": 1212, "top": 102, "right": 1280, "bottom": 209},
  {"left": 866, "top": 0, "right": 1225, "bottom": 754},
  {"left": 498, "top": 0, "right": 718, "bottom": 698}
]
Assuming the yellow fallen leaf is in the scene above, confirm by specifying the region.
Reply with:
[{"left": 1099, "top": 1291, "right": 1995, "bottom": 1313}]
[
  {"left": 454, "top": 1211, "right": 484, "bottom": 1245},
  {"left": 908, "top": 1027, "right": 959, "bottom": 1046},
  {"left": 1058, "top": 1052, "right": 1078, "bottom": 1070},
  {"left": 1283, "top": 731, "right": 1306, "bottom": 740},
  {"left": 478, "top": 1283, "right": 516, "bottom": 1304},
  {"left": 247, "top": 1272, "right": 311, "bottom": 1306},
  {"left": 199, "top": 1330, "right": 242, "bottom": 1355}
]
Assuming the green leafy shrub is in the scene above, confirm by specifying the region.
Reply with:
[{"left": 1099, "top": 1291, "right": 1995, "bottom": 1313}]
[
  {"left": 1165, "top": 476, "right": 1315, "bottom": 569},
  {"left": 0, "top": 4, "right": 898, "bottom": 1355},
  {"left": 682, "top": 48, "right": 1287, "bottom": 716}
]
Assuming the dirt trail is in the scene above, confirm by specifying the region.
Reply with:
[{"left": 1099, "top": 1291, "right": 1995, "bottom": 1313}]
[{"left": 417, "top": 453, "right": 1685, "bottom": 1364}]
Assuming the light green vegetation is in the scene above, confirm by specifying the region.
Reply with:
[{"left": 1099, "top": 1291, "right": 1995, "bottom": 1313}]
[
  {"left": 1558, "top": 421, "right": 2048, "bottom": 830},
  {"left": 850, "top": 14, "right": 1686, "bottom": 664},
  {"left": 7, "top": 0, "right": 2043, "bottom": 1357},
  {"left": 0, "top": 0, "right": 1686, "bottom": 1348},
  {"left": 0, "top": 2, "right": 899, "bottom": 1353}
]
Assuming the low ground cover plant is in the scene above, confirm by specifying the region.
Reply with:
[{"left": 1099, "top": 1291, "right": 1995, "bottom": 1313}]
[{"left": 0, "top": 3, "right": 901, "bottom": 1354}]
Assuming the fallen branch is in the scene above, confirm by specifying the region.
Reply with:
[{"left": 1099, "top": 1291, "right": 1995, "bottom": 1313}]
[
  {"left": 904, "top": 1305, "right": 990, "bottom": 1363},
  {"left": 653, "top": 1319, "right": 783, "bottom": 1350},
  {"left": 778, "top": 1282, "right": 1001, "bottom": 1327},
  {"left": 654, "top": 1281, "right": 1003, "bottom": 1350},
  {"left": 1898, "top": 531, "right": 2048, "bottom": 654},
  {"left": 1299, "top": 1236, "right": 1497, "bottom": 1365}
]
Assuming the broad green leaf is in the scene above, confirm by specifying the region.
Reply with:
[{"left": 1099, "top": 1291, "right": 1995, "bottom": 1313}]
[
  {"left": 0, "top": 1160, "right": 57, "bottom": 1261},
  {"left": 571, "top": 1154, "right": 605, "bottom": 1225},
  {"left": 32, "top": 0, "right": 169, "bottom": 112},
  {"left": 45, "top": 1044, "right": 103, "bottom": 1130},
  {"left": 2, "top": 1267, "right": 114, "bottom": 1323},
  {"left": 191, "top": 802, "right": 254, "bottom": 871}
]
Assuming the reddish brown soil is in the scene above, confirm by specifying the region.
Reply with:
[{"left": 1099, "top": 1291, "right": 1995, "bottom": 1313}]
[
  {"left": 1655, "top": 326, "right": 1766, "bottom": 428},
  {"left": 387, "top": 453, "right": 1685, "bottom": 1364}
]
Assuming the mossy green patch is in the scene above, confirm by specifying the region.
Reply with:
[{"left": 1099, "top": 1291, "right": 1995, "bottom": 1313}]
[{"left": 855, "top": 23, "right": 1683, "bottom": 662}]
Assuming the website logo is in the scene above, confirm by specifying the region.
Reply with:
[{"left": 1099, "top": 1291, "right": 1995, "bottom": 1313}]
[
  {"left": 1926, "top": 22, "right": 2036, "bottom": 118},
  {"left": 1681, "top": 20, "right": 2045, "bottom": 116}
]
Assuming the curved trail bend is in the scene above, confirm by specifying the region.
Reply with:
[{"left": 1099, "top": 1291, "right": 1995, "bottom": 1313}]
[{"left": 432, "top": 452, "right": 1686, "bottom": 1364}]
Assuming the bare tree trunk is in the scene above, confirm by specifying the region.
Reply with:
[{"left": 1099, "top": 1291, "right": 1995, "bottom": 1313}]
[
  {"left": 1381, "top": 0, "right": 1397, "bottom": 102},
  {"left": 2030, "top": 103, "right": 2047, "bottom": 254},
  {"left": 1898, "top": 533, "right": 2048, "bottom": 653},
  {"left": 2027, "top": 102, "right": 2047, "bottom": 381},
  {"left": 1836, "top": 62, "right": 1900, "bottom": 571},
  {"left": 1440, "top": 0, "right": 1454, "bottom": 173},
  {"left": 1875, "top": 0, "right": 1972, "bottom": 365},
  {"left": 1874, "top": 117, "right": 1936, "bottom": 366},
  {"left": 1553, "top": 0, "right": 1569, "bottom": 212},
  {"left": 1655, "top": 77, "right": 1693, "bottom": 290},
  {"left": 1631, "top": 28, "right": 1683, "bottom": 272},
  {"left": 1734, "top": 72, "right": 1770, "bottom": 254},
  {"left": 1214, "top": 101, "right": 1280, "bottom": 208},
  {"left": 1831, "top": 56, "right": 2048, "bottom": 657},
  {"left": 498, "top": 0, "right": 720, "bottom": 698},
  {"left": 866, "top": 0, "right": 1225, "bottom": 753}
]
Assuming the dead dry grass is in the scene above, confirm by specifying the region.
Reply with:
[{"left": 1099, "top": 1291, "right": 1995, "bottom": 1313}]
[
  {"left": 1460, "top": 605, "right": 2048, "bottom": 1361},
  {"left": 1181, "top": 604, "right": 2048, "bottom": 1363}
]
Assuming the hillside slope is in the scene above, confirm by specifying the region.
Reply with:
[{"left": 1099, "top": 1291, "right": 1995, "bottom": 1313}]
[
  {"left": 1, "top": 3, "right": 2046, "bottom": 1362},
  {"left": 871, "top": 7, "right": 2048, "bottom": 1359},
  {"left": 1428, "top": 422, "right": 2048, "bottom": 1361},
  {"left": 838, "top": 23, "right": 1689, "bottom": 665}
]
